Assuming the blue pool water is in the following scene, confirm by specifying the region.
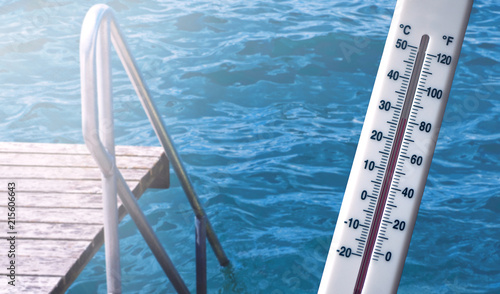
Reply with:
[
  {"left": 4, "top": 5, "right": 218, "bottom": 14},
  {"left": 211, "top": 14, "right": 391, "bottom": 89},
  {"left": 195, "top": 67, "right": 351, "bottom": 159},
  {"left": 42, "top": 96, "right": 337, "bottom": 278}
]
[{"left": 1, "top": 0, "right": 499, "bottom": 293}]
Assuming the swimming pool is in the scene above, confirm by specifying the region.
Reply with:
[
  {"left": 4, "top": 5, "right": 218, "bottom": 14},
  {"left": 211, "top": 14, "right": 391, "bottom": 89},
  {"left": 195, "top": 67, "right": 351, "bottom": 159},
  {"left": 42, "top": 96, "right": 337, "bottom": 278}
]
[{"left": 0, "top": 0, "right": 499, "bottom": 293}]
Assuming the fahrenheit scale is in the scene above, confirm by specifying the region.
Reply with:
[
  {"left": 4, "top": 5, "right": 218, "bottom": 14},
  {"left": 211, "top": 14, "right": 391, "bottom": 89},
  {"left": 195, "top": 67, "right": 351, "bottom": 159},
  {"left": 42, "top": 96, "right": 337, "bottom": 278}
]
[{"left": 319, "top": 0, "right": 473, "bottom": 293}]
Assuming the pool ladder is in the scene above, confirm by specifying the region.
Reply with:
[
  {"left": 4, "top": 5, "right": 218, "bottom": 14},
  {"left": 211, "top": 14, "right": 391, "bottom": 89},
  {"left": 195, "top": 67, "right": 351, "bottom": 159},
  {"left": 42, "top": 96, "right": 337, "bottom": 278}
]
[{"left": 80, "top": 4, "right": 229, "bottom": 293}]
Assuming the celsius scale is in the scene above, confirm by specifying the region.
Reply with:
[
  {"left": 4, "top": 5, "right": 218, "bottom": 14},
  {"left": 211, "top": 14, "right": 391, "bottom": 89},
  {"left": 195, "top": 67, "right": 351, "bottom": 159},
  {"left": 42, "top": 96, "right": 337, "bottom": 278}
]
[{"left": 319, "top": 0, "right": 473, "bottom": 293}]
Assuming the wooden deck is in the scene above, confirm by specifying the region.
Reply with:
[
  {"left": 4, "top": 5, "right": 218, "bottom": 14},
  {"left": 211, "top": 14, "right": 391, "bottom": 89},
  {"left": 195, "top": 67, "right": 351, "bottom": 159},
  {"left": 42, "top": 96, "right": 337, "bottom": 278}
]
[{"left": 0, "top": 142, "right": 169, "bottom": 293}]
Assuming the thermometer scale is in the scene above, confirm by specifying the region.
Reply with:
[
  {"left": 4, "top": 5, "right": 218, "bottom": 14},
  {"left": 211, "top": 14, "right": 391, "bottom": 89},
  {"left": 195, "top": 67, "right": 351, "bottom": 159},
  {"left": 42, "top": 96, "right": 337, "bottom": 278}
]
[{"left": 319, "top": 0, "right": 473, "bottom": 293}]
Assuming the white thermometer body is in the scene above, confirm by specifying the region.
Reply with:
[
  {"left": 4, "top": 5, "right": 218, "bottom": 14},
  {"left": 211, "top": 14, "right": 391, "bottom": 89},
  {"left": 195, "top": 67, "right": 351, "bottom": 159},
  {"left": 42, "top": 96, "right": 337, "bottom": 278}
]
[{"left": 319, "top": 0, "right": 473, "bottom": 293}]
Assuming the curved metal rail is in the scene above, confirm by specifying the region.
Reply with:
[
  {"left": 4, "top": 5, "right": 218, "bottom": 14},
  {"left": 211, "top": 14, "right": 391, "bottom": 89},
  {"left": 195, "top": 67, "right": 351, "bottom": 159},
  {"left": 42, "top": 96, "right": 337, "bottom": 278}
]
[{"left": 80, "top": 4, "right": 229, "bottom": 293}]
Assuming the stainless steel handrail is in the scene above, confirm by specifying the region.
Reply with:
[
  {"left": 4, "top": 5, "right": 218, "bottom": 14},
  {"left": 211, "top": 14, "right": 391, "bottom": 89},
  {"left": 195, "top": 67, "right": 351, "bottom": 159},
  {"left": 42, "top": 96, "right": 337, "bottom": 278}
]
[{"left": 80, "top": 4, "right": 228, "bottom": 293}]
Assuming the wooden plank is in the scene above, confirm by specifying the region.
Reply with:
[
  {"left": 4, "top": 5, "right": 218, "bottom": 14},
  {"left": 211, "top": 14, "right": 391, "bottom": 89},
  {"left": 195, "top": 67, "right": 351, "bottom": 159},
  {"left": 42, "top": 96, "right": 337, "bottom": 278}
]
[
  {"left": 0, "top": 223, "right": 101, "bottom": 241},
  {"left": 0, "top": 276, "right": 61, "bottom": 294},
  {"left": 0, "top": 255, "right": 75, "bottom": 276},
  {"left": 0, "top": 240, "right": 89, "bottom": 276},
  {"left": 2, "top": 179, "right": 139, "bottom": 194},
  {"left": 0, "top": 191, "right": 127, "bottom": 209},
  {"left": 0, "top": 206, "right": 103, "bottom": 225},
  {"left": 0, "top": 142, "right": 164, "bottom": 157},
  {"left": 0, "top": 153, "right": 160, "bottom": 169},
  {"left": 0, "top": 142, "right": 171, "bottom": 293},
  {"left": 1, "top": 239, "right": 88, "bottom": 259},
  {"left": 0, "top": 166, "right": 150, "bottom": 181},
  {"left": 0, "top": 192, "right": 104, "bottom": 209}
]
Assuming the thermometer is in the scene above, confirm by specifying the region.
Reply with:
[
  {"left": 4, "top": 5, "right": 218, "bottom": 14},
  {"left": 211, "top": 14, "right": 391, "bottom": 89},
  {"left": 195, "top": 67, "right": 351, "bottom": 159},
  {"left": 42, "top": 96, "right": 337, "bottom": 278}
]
[{"left": 319, "top": 0, "right": 473, "bottom": 293}]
